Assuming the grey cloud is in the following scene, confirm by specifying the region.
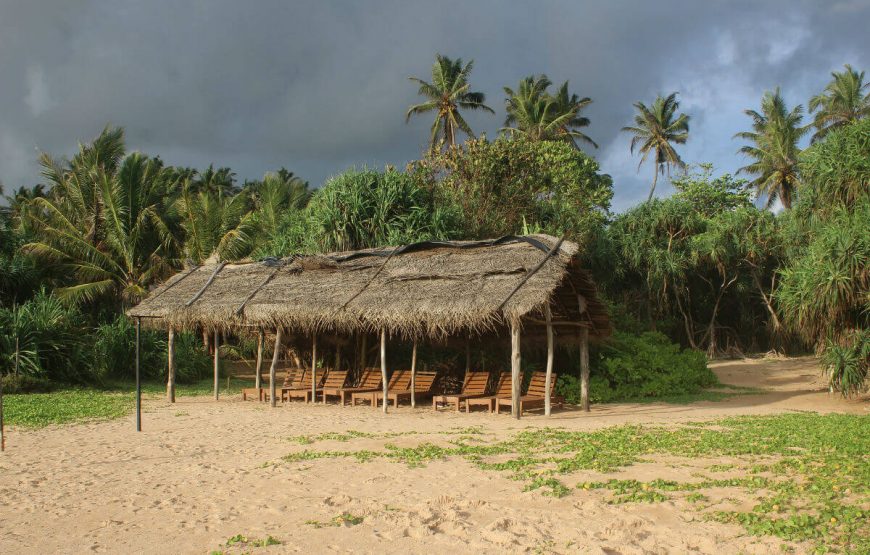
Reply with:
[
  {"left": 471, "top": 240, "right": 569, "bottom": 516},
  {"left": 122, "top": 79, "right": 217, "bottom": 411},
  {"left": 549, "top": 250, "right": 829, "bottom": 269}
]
[{"left": 0, "top": 0, "right": 867, "bottom": 210}]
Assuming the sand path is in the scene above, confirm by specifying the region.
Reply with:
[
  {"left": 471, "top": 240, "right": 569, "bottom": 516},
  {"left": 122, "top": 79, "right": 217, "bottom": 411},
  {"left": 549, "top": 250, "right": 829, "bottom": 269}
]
[{"left": 0, "top": 357, "right": 866, "bottom": 554}]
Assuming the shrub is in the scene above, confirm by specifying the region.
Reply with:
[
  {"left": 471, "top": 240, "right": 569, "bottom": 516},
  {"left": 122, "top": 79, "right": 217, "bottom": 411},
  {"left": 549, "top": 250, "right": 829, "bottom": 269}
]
[{"left": 556, "top": 331, "right": 717, "bottom": 403}]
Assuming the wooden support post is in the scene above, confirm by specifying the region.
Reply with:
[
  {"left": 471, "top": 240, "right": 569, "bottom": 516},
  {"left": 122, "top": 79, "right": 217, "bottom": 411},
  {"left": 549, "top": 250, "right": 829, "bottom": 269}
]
[
  {"left": 0, "top": 360, "right": 5, "bottom": 451},
  {"left": 380, "top": 329, "right": 388, "bottom": 414},
  {"left": 465, "top": 337, "right": 471, "bottom": 374},
  {"left": 311, "top": 335, "right": 318, "bottom": 403},
  {"left": 269, "top": 328, "right": 282, "bottom": 407},
  {"left": 511, "top": 322, "right": 521, "bottom": 420},
  {"left": 213, "top": 330, "right": 220, "bottom": 400},
  {"left": 579, "top": 326, "right": 590, "bottom": 412},
  {"left": 135, "top": 318, "right": 142, "bottom": 432},
  {"left": 167, "top": 327, "right": 176, "bottom": 403},
  {"left": 255, "top": 330, "right": 264, "bottom": 392},
  {"left": 410, "top": 340, "right": 418, "bottom": 408},
  {"left": 544, "top": 304, "right": 554, "bottom": 417}
]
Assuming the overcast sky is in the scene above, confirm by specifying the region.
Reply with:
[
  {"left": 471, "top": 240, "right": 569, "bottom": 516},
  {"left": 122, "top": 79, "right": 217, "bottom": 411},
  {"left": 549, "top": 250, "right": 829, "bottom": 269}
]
[{"left": 1, "top": 0, "right": 867, "bottom": 211}]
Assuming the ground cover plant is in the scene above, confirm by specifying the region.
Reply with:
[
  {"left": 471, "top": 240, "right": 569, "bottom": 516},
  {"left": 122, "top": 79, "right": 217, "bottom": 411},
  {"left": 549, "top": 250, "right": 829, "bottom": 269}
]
[{"left": 276, "top": 414, "right": 870, "bottom": 553}]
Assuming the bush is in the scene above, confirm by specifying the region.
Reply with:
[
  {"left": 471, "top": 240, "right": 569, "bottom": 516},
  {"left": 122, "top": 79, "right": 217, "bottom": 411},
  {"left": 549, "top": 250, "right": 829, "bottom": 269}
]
[
  {"left": 91, "top": 316, "right": 211, "bottom": 383},
  {"left": 556, "top": 331, "right": 717, "bottom": 403},
  {"left": 0, "top": 373, "right": 58, "bottom": 393}
]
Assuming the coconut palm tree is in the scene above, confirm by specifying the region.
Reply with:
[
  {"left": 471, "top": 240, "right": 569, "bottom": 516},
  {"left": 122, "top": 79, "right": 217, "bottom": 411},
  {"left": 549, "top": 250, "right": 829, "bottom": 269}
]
[
  {"left": 24, "top": 127, "right": 179, "bottom": 306},
  {"left": 406, "top": 54, "right": 494, "bottom": 152},
  {"left": 174, "top": 181, "right": 256, "bottom": 264},
  {"left": 503, "top": 76, "right": 597, "bottom": 149},
  {"left": 734, "top": 89, "right": 808, "bottom": 209},
  {"left": 809, "top": 64, "right": 870, "bottom": 142},
  {"left": 621, "top": 93, "right": 690, "bottom": 201}
]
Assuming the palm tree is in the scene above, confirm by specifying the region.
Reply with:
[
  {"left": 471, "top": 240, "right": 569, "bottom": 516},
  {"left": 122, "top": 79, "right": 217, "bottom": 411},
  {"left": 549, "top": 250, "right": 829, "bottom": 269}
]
[
  {"left": 503, "top": 76, "right": 597, "bottom": 149},
  {"left": 735, "top": 89, "right": 808, "bottom": 209},
  {"left": 24, "top": 127, "right": 179, "bottom": 306},
  {"left": 406, "top": 54, "right": 494, "bottom": 152},
  {"left": 174, "top": 181, "right": 256, "bottom": 264},
  {"left": 809, "top": 64, "right": 870, "bottom": 142},
  {"left": 622, "top": 93, "right": 690, "bottom": 201}
]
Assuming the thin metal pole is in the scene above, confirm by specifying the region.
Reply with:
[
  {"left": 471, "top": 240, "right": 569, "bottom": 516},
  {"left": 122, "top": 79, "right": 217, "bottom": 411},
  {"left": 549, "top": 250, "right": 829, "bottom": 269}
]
[
  {"left": 410, "top": 340, "right": 418, "bottom": 408},
  {"left": 1, "top": 365, "right": 5, "bottom": 451},
  {"left": 213, "top": 330, "right": 220, "bottom": 400},
  {"left": 135, "top": 317, "right": 142, "bottom": 432}
]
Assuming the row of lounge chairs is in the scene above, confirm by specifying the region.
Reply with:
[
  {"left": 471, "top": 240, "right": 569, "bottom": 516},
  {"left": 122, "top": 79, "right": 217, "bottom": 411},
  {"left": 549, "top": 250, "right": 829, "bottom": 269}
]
[{"left": 242, "top": 366, "right": 562, "bottom": 415}]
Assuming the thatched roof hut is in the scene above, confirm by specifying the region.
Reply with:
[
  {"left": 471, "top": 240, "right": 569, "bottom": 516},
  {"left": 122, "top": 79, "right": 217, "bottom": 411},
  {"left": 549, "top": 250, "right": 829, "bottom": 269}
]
[{"left": 127, "top": 234, "right": 610, "bottom": 340}]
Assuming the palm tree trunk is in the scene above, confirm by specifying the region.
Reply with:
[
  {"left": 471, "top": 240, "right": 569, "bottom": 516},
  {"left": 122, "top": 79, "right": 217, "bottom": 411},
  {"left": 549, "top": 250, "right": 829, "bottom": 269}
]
[{"left": 648, "top": 165, "right": 659, "bottom": 202}]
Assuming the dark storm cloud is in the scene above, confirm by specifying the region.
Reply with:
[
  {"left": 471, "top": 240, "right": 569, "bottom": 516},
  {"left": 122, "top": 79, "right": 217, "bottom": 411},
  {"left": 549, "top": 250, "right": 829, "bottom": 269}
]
[{"left": 1, "top": 0, "right": 867, "bottom": 210}]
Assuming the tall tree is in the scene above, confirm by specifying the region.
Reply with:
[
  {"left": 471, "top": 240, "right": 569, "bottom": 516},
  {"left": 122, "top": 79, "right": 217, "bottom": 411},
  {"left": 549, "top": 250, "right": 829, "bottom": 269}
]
[
  {"left": 24, "top": 127, "right": 178, "bottom": 306},
  {"left": 621, "top": 92, "right": 690, "bottom": 201},
  {"left": 406, "top": 54, "right": 493, "bottom": 152},
  {"left": 808, "top": 64, "right": 870, "bottom": 142},
  {"left": 174, "top": 181, "right": 256, "bottom": 264},
  {"left": 734, "top": 88, "right": 808, "bottom": 210},
  {"left": 503, "top": 76, "right": 597, "bottom": 149}
]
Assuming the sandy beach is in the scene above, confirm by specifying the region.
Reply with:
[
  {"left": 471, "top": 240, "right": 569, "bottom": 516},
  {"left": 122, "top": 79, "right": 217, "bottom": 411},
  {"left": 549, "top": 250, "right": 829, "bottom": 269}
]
[{"left": 1, "top": 357, "right": 866, "bottom": 554}]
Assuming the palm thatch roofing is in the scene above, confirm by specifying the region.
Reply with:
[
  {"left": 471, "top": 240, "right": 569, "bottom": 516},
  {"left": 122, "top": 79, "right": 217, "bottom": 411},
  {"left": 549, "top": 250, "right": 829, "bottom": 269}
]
[{"left": 126, "top": 235, "right": 611, "bottom": 340}]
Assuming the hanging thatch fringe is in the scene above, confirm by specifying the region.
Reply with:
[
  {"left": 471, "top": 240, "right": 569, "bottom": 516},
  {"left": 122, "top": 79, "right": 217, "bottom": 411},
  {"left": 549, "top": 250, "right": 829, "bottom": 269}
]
[{"left": 127, "top": 234, "right": 610, "bottom": 340}]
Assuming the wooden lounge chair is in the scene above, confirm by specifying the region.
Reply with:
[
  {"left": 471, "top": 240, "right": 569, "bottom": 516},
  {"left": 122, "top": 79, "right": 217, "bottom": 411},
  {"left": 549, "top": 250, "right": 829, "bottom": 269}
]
[
  {"left": 494, "top": 371, "right": 562, "bottom": 415},
  {"left": 432, "top": 371, "right": 490, "bottom": 411},
  {"left": 323, "top": 367, "right": 383, "bottom": 406},
  {"left": 351, "top": 369, "right": 408, "bottom": 407},
  {"left": 465, "top": 371, "right": 520, "bottom": 413},
  {"left": 311, "top": 370, "right": 349, "bottom": 403},
  {"left": 375, "top": 371, "right": 437, "bottom": 408},
  {"left": 284, "top": 368, "right": 328, "bottom": 403},
  {"left": 261, "top": 366, "right": 306, "bottom": 403}
]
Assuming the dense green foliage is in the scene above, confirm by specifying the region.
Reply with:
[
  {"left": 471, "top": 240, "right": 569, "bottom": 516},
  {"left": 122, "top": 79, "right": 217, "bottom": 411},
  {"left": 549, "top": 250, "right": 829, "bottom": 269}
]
[{"left": 0, "top": 61, "right": 867, "bottom": 397}]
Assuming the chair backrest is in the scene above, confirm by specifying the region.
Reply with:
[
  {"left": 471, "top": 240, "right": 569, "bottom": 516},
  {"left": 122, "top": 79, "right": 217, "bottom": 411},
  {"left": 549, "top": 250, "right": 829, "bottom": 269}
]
[
  {"left": 358, "top": 367, "right": 382, "bottom": 388},
  {"left": 411, "top": 371, "right": 437, "bottom": 393},
  {"left": 388, "top": 369, "right": 411, "bottom": 390},
  {"left": 283, "top": 367, "right": 306, "bottom": 387},
  {"left": 526, "top": 371, "right": 558, "bottom": 398},
  {"left": 322, "top": 369, "right": 348, "bottom": 389},
  {"left": 462, "top": 371, "right": 490, "bottom": 396},
  {"left": 495, "top": 371, "right": 521, "bottom": 397}
]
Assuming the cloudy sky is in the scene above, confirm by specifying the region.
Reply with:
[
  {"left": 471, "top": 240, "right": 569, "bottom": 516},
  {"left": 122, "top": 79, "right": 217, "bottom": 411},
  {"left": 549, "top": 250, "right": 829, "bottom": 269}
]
[{"left": 1, "top": 0, "right": 867, "bottom": 211}]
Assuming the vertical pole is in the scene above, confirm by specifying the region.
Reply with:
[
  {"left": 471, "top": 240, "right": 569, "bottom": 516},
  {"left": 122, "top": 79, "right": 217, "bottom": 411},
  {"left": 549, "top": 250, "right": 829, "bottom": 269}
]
[
  {"left": 410, "top": 340, "right": 418, "bottom": 408},
  {"left": 465, "top": 337, "right": 471, "bottom": 374},
  {"left": 544, "top": 304, "right": 554, "bottom": 416},
  {"left": 579, "top": 326, "right": 590, "bottom": 412},
  {"left": 311, "top": 335, "right": 318, "bottom": 403},
  {"left": 14, "top": 335, "right": 19, "bottom": 377},
  {"left": 213, "top": 330, "right": 220, "bottom": 400},
  {"left": 167, "top": 327, "right": 176, "bottom": 403},
  {"left": 255, "top": 330, "right": 264, "bottom": 391},
  {"left": 269, "top": 328, "right": 282, "bottom": 407},
  {"left": 135, "top": 317, "right": 142, "bottom": 432},
  {"left": 0, "top": 365, "right": 5, "bottom": 451},
  {"left": 511, "top": 322, "right": 521, "bottom": 420},
  {"left": 380, "top": 329, "right": 388, "bottom": 414}
]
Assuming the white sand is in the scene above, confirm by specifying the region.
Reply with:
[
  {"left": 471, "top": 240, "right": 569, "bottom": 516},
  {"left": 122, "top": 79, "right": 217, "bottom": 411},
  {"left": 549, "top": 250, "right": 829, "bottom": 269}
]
[{"left": 0, "top": 357, "right": 866, "bottom": 554}]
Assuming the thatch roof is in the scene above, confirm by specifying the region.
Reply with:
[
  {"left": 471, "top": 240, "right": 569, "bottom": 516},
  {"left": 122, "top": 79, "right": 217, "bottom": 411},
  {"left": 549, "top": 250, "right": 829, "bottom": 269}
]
[{"left": 127, "top": 235, "right": 611, "bottom": 340}]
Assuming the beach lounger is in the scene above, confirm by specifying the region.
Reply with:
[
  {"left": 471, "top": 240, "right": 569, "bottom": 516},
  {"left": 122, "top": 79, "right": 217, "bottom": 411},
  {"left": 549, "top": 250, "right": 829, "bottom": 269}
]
[
  {"left": 351, "top": 369, "right": 408, "bottom": 407},
  {"left": 432, "top": 371, "right": 490, "bottom": 411},
  {"left": 260, "top": 366, "right": 306, "bottom": 403},
  {"left": 375, "top": 370, "right": 437, "bottom": 408},
  {"left": 494, "top": 371, "right": 562, "bottom": 415},
  {"left": 465, "top": 371, "right": 519, "bottom": 413},
  {"left": 324, "top": 367, "right": 382, "bottom": 406},
  {"left": 284, "top": 368, "right": 328, "bottom": 403}
]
